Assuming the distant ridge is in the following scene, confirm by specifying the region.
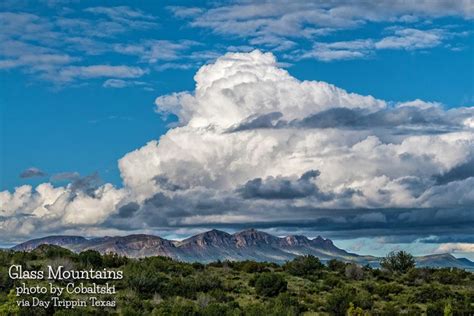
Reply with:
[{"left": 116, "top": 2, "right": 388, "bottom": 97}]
[{"left": 11, "top": 229, "right": 474, "bottom": 269}]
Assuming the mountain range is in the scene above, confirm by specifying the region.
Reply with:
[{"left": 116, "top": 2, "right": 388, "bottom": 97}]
[{"left": 11, "top": 229, "right": 474, "bottom": 270}]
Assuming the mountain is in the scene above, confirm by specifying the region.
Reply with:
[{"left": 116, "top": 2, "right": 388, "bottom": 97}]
[
  {"left": 12, "top": 235, "right": 87, "bottom": 251},
  {"left": 415, "top": 253, "right": 474, "bottom": 270},
  {"left": 10, "top": 230, "right": 474, "bottom": 270}
]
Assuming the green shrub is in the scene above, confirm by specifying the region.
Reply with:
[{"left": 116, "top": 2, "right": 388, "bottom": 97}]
[
  {"left": 345, "top": 263, "right": 364, "bottom": 280},
  {"left": 327, "top": 259, "right": 346, "bottom": 274},
  {"left": 78, "top": 250, "right": 103, "bottom": 268},
  {"left": 253, "top": 273, "right": 287, "bottom": 297},
  {"left": 374, "top": 282, "right": 404, "bottom": 299},
  {"left": 283, "top": 255, "right": 324, "bottom": 277}
]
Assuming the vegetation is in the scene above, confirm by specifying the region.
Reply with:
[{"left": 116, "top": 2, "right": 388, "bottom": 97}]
[
  {"left": 0, "top": 248, "right": 472, "bottom": 315},
  {"left": 380, "top": 250, "right": 416, "bottom": 274}
]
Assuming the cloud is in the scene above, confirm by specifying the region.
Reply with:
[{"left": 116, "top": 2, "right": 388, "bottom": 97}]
[
  {"left": 1, "top": 50, "right": 474, "bottom": 244},
  {"left": 435, "top": 243, "right": 474, "bottom": 253},
  {"left": 0, "top": 8, "right": 194, "bottom": 86},
  {"left": 114, "top": 40, "right": 201, "bottom": 63},
  {"left": 171, "top": 1, "right": 473, "bottom": 52},
  {"left": 238, "top": 170, "right": 326, "bottom": 200},
  {"left": 57, "top": 65, "right": 148, "bottom": 82},
  {"left": 85, "top": 6, "right": 153, "bottom": 19},
  {"left": 50, "top": 172, "right": 80, "bottom": 182},
  {"left": 19, "top": 167, "right": 47, "bottom": 178},
  {"left": 375, "top": 28, "right": 444, "bottom": 50},
  {"left": 299, "top": 28, "right": 453, "bottom": 61},
  {"left": 102, "top": 79, "right": 150, "bottom": 89}
]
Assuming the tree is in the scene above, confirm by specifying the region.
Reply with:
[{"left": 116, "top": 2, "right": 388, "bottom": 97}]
[
  {"left": 254, "top": 273, "right": 287, "bottom": 297},
  {"left": 283, "top": 255, "right": 324, "bottom": 276},
  {"left": 380, "top": 251, "right": 415, "bottom": 273}
]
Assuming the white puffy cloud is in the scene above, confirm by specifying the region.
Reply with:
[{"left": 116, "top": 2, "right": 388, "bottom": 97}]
[
  {"left": 1, "top": 50, "right": 473, "bottom": 242},
  {"left": 155, "top": 51, "right": 385, "bottom": 128},
  {"left": 0, "top": 179, "right": 124, "bottom": 240},
  {"left": 120, "top": 51, "right": 473, "bottom": 206},
  {"left": 435, "top": 243, "right": 474, "bottom": 253}
]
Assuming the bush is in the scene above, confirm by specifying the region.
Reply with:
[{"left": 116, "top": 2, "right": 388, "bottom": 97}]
[
  {"left": 78, "top": 250, "right": 103, "bottom": 268},
  {"left": 412, "top": 284, "right": 458, "bottom": 303},
  {"left": 102, "top": 253, "right": 128, "bottom": 268},
  {"left": 238, "top": 260, "right": 272, "bottom": 273},
  {"left": 326, "top": 286, "right": 354, "bottom": 315},
  {"left": 378, "top": 302, "right": 400, "bottom": 316},
  {"left": 326, "top": 286, "right": 373, "bottom": 315},
  {"left": 374, "top": 282, "right": 404, "bottom": 299},
  {"left": 345, "top": 263, "right": 364, "bottom": 280},
  {"left": 253, "top": 273, "right": 287, "bottom": 297},
  {"left": 125, "top": 261, "right": 169, "bottom": 295},
  {"left": 283, "top": 255, "right": 324, "bottom": 277},
  {"left": 380, "top": 251, "right": 415, "bottom": 273},
  {"left": 324, "top": 274, "right": 342, "bottom": 289},
  {"left": 152, "top": 297, "right": 199, "bottom": 316},
  {"left": 327, "top": 259, "right": 346, "bottom": 273},
  {"left": 272, "top": 293, "right": 303, "bottom": 315}
]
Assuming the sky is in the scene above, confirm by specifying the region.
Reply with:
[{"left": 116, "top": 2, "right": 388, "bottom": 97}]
[{"left": 0, "top": 0, "right": 473, "bottom": 259}]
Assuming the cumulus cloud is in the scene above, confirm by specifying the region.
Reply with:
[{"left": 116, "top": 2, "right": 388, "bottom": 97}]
[
  {"left": 238, "top": 170, "right": 326, "bottom": 200},
  {"left": 1, "top": 50, "right": 473, "bottom": 244},
  {"left": 435, "top": 243, "right": 474, "bottom": 254}
]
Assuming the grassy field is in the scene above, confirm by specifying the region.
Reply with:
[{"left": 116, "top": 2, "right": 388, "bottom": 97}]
[{"left": 0, "top": 245, "right": 473, "bottom": 315}]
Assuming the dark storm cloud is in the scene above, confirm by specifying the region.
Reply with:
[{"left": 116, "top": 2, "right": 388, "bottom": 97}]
[
  {"left": 117, "top": 202, "right": 140, "bottom": 218},
  {"left": 417, "top": 235, "right": 474, "bottom": 244},
  {"left": 238, "top": 170, "right": 333, "bottom": 200},
  {"left": 228, "top": 111, "right": 285, "bottom": 132},
  {"left": 70, "top": 172, "right": 102, "bottom": 197},
  {"left": 153, "top": 175, "right": 185, "bottom": 191},
  {"left": 19, "top": 167, "right": 47, "bottom": 178},
  {"left": 433, "top": 159, "right": 474, "bottom": 185},
  {"left": 228, "top": 106, "right": 465, "bottom": 133},
  {"left": 297, "top": 106, "right": 453, "bottom": 129}
]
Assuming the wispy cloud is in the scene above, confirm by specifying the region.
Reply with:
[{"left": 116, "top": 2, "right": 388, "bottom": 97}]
[
  {"left": 170, "top": 0, "right": 473, "bottom": 52},
  {"left": 19, "top": 167, "right": 47, "bottom": 178},
  {"left": 298, "top": 28, "right": 458, "bottom": 61},
  {"left": 114, "top": 40, "right": 201, "bottom": 63},
  {"left": 102, "top": 78, "right": 151, "bottom": 89},
  {"left": 0, "top": 8, "right": 198, "bottom": 86},
  {"left": 56, "top": 65, "right": 148, "bottom": 82}
]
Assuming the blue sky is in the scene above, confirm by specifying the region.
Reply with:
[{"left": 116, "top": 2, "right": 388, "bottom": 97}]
[{"left": 1, "top": 1, "right": 473, "bottom": 258}]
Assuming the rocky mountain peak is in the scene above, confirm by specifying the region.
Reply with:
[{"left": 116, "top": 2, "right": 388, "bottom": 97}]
[
  {"left": 180, "top": 229, "right": 232, "bottom": 248},
  {"left": 233, "top": 229, "right": 279, "bottom": 248},
  {"left": 282, "top": 235, "right": 310, "bottom": 246}
]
